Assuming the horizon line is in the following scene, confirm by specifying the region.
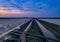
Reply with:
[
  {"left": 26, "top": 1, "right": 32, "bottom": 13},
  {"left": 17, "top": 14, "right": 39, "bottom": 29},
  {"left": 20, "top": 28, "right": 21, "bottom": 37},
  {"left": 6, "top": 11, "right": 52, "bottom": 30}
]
[{"left": 0, "top": 17, "right": 60, "bottom": 19}]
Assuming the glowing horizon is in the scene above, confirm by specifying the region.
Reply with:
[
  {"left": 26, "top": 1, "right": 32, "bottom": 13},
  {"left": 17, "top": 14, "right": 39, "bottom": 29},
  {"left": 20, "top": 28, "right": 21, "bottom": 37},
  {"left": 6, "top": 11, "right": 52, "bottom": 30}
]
[
  {"left": 0, "top": 7, "right": 39, "bottom": 16},
  {"left": 0, "top": 9, "right": 21, "bottom": 15}
]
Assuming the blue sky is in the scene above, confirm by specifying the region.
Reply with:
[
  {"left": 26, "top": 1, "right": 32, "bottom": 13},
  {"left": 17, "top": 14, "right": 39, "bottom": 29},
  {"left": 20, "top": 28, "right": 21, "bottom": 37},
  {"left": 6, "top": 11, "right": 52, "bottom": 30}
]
[{"left": 0, "top": 0, "right": 60, "bottom": 17}]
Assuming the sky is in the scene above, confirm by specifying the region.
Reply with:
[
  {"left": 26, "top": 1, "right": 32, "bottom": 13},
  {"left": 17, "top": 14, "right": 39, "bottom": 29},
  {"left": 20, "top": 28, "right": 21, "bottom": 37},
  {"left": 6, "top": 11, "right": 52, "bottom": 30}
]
[{"left": 0, "top": 0, "right": 60, "bottom": 17}]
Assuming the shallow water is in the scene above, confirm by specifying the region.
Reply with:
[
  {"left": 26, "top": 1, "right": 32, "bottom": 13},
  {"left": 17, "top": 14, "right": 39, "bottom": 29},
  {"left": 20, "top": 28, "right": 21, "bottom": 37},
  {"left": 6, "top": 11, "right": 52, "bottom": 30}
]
[{"left": 0, "top": 19, "right": 31, "bottom": 34}]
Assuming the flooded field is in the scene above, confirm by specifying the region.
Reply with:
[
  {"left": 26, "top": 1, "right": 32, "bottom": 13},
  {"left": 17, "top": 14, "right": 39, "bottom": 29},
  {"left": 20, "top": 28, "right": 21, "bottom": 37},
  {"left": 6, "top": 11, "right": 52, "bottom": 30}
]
[{"left": 0, "top": 18, "right": 31, "bottom": 34}]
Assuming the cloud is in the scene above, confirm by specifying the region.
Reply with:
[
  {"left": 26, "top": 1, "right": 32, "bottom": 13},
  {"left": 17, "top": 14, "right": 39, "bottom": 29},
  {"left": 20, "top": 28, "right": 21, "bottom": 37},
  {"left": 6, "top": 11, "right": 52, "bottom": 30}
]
[
  {"left": 0, "top": 7, "right": 40, "bottom": 15},
  {"left": 0, "top": 0, "right": 60, "bottom": 17},
  {"left": 0, "top": 0, "right": 13, "bottom": 7},
  {"left": 0, "top": 6, "right": 60, "bottom": 17},
  {"left": 0, "top": 9, "right": 20, "bottom": 14}
]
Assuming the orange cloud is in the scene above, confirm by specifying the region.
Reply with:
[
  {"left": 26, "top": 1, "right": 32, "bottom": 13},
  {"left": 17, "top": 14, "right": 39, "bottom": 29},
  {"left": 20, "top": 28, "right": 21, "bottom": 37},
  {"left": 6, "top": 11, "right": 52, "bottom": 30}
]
[
  {"left": 0, "top": 7, "right": 40, "bottom": 16},
  {"left": 0, "top": 9, "right": 39, "bottom": 15},
  {"left": 0, "top": 9, "right": 22, "bottom": 14}
]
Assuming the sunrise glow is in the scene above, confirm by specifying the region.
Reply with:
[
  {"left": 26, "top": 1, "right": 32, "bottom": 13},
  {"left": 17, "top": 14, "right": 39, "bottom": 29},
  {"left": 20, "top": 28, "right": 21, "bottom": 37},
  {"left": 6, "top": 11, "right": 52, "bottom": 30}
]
[{"left": 0, "top": 9, "right": 22, "bottom": 14}]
